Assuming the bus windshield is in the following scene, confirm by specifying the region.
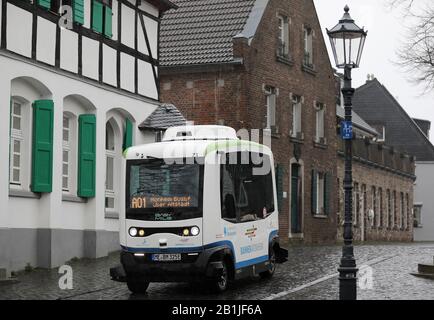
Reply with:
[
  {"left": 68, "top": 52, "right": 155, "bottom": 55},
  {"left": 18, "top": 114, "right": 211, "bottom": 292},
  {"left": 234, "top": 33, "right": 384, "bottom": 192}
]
[{"left": 126, "top": 159, "right": 203, "bottom": 221}]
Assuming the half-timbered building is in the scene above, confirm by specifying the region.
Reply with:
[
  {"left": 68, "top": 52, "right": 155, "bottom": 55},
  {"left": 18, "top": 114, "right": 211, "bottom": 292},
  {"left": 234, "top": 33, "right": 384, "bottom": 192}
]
[{"left": 0, "top": 0, "right": 176, "bottom": 275}]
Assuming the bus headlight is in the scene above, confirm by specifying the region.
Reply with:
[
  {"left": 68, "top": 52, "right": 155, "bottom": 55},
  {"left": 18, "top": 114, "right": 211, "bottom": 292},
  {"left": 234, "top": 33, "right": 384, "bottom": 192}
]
[
  {"left": 190, "top": 226, "right": 200, "bottom": 236},
  {"left": 182, "top": 228, "right": 190, "bottom": 236},
  {"left": 129, "top": 228, "right": 138, "bottom": 237},
  {"left": 138, "top": 229, "right": 145, "bottom": 237}
]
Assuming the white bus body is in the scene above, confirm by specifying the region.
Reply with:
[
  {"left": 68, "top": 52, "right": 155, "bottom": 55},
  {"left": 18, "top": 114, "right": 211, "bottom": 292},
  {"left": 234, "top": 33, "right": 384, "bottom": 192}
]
[{"left": 111, "top": 126, "right": 287, "bottom": 293}]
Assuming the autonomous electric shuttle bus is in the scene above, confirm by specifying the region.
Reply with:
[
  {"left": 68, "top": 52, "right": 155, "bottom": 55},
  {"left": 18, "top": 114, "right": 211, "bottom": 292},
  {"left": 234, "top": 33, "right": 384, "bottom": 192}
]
[{"left": 110, "top": 125, "right": 287, "bottom": 293}]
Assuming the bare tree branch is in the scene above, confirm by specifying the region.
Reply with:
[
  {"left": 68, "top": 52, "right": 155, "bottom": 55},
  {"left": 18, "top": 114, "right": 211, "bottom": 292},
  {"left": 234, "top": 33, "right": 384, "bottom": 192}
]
[{"left": 390, "top": 0, "right": 434, "bottom": 92}]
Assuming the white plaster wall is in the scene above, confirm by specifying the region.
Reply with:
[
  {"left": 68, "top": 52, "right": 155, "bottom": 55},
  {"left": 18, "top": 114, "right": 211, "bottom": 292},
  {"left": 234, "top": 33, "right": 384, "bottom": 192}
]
[
  {"left": 120, "top": 53, "right": 135, "bottom": 92},
  {"left": 139, "top": 1, "right": 160, "bottom": 17},
  {"left": 0, "top": 53, "right": 158, "bottom": 233},
  {"left": 60, "top": 29, "right": 79, "bottom": 73},
  {"left": 102, "top": 44, "right": 117, "bottom": 87},
  {"left": 83, "top": 0, "right": 91, "bottom": 29},
  {"left": 6, "top": 4, "right": 32, "bottom": 58},
  {"left": 112, "top": 0, "right": 119, "bottom": 42},
  {"left": 36, "top": 17, "right": 56, "bottom": 66},
  {"left": 137, "top": 16, "right": 149, "bottom": 56},
  {"left": 0, "top": 0, "right": 2, "bottom": 46},
  {"left": 82, "top": 37, "right": 99, "bottom": 80},
  {"left": 414, "top": 162, "right": 434, "bottom": 241},
  {"left": 121, "top": 5, "right": 135, "bottom": 49},
  {"left": 143, "top": 16, "right": 158, "bottom": 59},
  {"left": 138, "top": 60, "right": 158, "bottom": 99}
]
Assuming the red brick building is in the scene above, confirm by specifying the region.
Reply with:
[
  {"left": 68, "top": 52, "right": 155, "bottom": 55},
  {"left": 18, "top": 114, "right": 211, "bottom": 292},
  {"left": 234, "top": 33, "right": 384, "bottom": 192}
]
[{"left": 159, "top": 0, "right": 338, "bottom": 243}]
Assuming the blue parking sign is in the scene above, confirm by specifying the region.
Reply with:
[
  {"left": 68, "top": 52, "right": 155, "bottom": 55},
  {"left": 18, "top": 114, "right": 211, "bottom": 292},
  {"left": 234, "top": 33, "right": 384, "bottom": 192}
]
[{"left": 340, "top": 121, "right": 353, "bottom": 140}]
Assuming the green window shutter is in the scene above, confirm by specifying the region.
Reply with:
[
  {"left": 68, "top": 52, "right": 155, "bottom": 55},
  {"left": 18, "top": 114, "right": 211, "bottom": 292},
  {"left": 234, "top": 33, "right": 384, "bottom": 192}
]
[
  {"left": 311, "top": 169, "right": 317, "bottom": 214},
  {"left": 123, "top": 118, "right": 133, "bottom": 151},
  {"left": 275, "top": 164, "right": 283, "bottom": 212},
  {"left": 78, "top": 114, "right": 96, "bottom": 198},
  {"left": 73, "top": 0, "right": 85, "bottom": 25},
  {"left": 91, "top": 0, "right": 104, "bottom": 33},
  {"left": 37, "top": 0, "right": 51, "bottom": 10},
  {"left": 104, "top": 6, "right": 113, "bottom": 38},
  {"left": 31, "top": 100, "right": 54, "bottom": 193},
  {"left": 324, "top": 172, "right": 331, "bottom": 215}
]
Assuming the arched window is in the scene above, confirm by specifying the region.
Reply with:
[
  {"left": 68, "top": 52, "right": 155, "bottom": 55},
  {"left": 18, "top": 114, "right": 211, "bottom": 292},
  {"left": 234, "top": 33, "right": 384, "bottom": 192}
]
[
  {"left": 9, "top": 97, "right": 31, "bottom": 190},
  {"left": 105, "top": 119, "right": 121, "bottom": 211},
  {"left": 62, "top": 112, "right": 77, "bottom": 194}
]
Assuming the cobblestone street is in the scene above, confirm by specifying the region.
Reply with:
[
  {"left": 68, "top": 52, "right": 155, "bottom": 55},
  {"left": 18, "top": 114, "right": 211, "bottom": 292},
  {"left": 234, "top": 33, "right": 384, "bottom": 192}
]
[{"left": 0, "top": 243, "right": 433, "bottom": 300}]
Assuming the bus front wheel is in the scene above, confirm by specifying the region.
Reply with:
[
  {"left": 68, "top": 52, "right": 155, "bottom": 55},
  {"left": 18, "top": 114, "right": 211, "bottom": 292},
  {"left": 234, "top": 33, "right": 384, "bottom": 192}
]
[
  {"left": 127, "top": 280, "right": 150, "bottom": 294},
  {"left": 209, "top": 260, "right": 229, "bottom": 293},
  {"left": 259, "top": 248, "right": 276, "bottom": 279}
]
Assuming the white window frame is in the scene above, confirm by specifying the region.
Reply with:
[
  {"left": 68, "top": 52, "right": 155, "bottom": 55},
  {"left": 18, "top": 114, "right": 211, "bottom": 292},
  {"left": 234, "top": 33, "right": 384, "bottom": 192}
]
[
  {"left": 315, "top": 102, "right": 325, "bottom": 143},
  {"left": 105, "top": 120, "right": 118, "bottom": 212},
  {"left": 291, "top": 95, "right": 302, "bottom": 138},
  {"left": 10, "top": 101, "right": 23, "bottom": 186},
  {"left": 265, "top": 87, "right": 277, "bottom": 129},
  {"left": 303, "top": 26, "right": 313, "bottom": 67},
  {"left": 62, "top": 115, "right": 71, "bottom": 192},
  {"left": 377, "top": 188, "right": 383, "bottom": 228},
  {"left": 316, "top": 172, "right": 325, "bottom": 215},
  {"left": 277, "top": 15, "right": 289, "bottom": 57},
  {"left": 414, "top": 204, "right": 422, "bottom": 227}
]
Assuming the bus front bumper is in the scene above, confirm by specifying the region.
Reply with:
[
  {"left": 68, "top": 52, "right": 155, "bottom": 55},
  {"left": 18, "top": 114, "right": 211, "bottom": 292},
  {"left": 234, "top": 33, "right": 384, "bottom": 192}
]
[{"left": 116, "top": 250, "right": 224, "bottom": 283}]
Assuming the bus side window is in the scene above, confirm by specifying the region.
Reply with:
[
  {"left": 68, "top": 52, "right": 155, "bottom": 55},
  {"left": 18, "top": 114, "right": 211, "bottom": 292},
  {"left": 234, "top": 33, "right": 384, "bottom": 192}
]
[
  {"left": 221, "top": 162, "right": 237, "bottom": 223},
  {"left": 220, "top": 152, "right": 275, "bottom": 223}
]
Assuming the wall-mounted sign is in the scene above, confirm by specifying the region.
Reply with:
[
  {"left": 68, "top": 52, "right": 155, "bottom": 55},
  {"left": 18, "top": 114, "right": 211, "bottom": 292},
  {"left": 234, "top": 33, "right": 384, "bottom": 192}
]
[{"left": 340, "top": 121, "right": 353, "bottom": 140}]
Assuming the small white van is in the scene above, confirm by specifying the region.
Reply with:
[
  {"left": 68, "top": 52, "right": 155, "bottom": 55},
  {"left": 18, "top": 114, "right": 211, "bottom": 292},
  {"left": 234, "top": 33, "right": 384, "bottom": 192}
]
[{"left": 110, "top": 125, "right": 287, "bottom": 293}]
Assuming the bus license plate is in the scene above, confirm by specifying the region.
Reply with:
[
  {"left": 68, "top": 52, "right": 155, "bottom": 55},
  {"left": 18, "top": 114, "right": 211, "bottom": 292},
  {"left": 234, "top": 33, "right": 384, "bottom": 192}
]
[{"left": 152, "top": 254, "right": 181, "bottom": 262}]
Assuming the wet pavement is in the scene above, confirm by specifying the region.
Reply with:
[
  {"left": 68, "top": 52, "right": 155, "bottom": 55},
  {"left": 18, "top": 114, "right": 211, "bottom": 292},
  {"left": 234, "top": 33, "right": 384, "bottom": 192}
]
[{"left": 0, "top": 242, "right": 433, "bottom": 300}]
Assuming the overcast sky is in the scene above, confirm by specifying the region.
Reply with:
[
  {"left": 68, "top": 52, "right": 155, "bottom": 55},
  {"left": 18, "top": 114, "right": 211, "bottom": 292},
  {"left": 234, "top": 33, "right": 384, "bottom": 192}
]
[{"left": 313, "top": 0, "right": 434, "bottom": 142}]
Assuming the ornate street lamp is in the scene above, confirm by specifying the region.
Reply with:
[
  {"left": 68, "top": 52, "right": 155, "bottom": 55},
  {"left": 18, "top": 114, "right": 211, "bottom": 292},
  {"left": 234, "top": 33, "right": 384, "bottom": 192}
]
[{"left": 327, "top": 5, "right": 367, "bottom": 301}]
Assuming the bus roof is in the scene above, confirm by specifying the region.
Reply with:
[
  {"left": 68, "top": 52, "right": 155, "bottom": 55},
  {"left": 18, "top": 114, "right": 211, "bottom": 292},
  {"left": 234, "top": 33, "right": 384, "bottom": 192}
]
[{"left": 124, "top": 139, "right": 272, "bottom": 160}]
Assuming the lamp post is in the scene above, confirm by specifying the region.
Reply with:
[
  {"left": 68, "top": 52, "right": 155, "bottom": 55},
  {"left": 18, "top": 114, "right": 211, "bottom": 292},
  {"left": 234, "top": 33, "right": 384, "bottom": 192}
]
[{"left": 327, "top": 5, "right": 367, "bottom": 300}]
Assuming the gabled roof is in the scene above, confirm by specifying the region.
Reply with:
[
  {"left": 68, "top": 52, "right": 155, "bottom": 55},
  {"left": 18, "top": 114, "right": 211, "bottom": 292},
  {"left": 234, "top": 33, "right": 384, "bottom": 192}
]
[
  {"left": 139, "top": 103, "right": 187, "bottom": 130},
  {"left": 352, "top": 79, "right": 434, "bottom": 161},
  {"left": 336, "top": 105, "right": 378, "bottom": 137},
  {"left": 160, "top": 0, "right": 267, "bottom": 66}
]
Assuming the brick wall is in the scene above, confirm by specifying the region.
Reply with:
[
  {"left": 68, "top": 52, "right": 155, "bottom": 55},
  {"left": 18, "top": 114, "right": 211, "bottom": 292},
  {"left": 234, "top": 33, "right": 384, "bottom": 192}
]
[
  {"left": 160, "top": 0, "right": 338, "bottom": 243},
  {"left": 336, "top": 139, "right": 415, "bottom": 242}
]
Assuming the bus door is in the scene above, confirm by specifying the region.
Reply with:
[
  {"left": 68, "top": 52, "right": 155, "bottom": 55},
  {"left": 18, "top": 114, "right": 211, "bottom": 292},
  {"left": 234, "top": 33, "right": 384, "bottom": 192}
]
[{"left": 220, "top": 152, "right": 274, "bottom": 270}]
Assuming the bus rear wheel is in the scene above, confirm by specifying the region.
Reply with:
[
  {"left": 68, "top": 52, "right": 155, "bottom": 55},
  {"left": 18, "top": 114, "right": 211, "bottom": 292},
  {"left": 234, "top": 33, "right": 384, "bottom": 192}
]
[
  {"left": 259, "top": 248, "right": 276, "bottom": 279},
  {"left": 127, "top": 280, "right": 150, "bottom": 294}
]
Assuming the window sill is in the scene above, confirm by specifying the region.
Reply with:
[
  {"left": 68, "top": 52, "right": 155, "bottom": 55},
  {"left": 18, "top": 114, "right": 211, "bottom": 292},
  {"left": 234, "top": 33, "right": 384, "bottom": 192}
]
[
  {"left": 276, "top": 55, "right": 293, "bottom": 66},
  {"left": 302, "top": 64, "right": 317, "bottom": 76},
  {"left": 290, "top": 135, "right": 304, "bottom": 144},
  {"left": 9, "top": 188, "right": 41, "bottom": 199},
  {"left": 313, "top": 141, "right": 328, "bottom": 149},
  {"left": 62, "top": 194, "right": 88, "bottom": 203},
  {"left": 313, "top": 214, "right": 328, "bottom": 219},
  {"left": 105, "top": 211, "right": 119, "bottom": 220}
]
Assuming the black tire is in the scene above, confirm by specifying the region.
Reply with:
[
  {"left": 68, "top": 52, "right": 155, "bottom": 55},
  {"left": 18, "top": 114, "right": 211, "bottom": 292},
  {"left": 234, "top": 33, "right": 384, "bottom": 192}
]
[
  {"left": 127, "top": 280, "right": 150, "bottom": 294},
  {"left": 259, "top": 248, "right": 276, "bottom": 279},
  {"left": 209, "top": 260, "right": 229, "bottom": 293}
]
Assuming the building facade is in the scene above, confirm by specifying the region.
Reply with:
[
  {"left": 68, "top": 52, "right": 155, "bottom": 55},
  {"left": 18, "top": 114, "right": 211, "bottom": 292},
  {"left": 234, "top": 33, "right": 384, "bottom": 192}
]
[
  {"left": 0, "top": 0, "right": 176, "bottom": 274},
  {"left": 352, "top": 78, "right": 434, "bottom": 241},
  {"left": 159, "top": 0, "right": 338, "bottom": 243},
  {"left": 336, "top": 139, "right": 415, "bottom": 242}
]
